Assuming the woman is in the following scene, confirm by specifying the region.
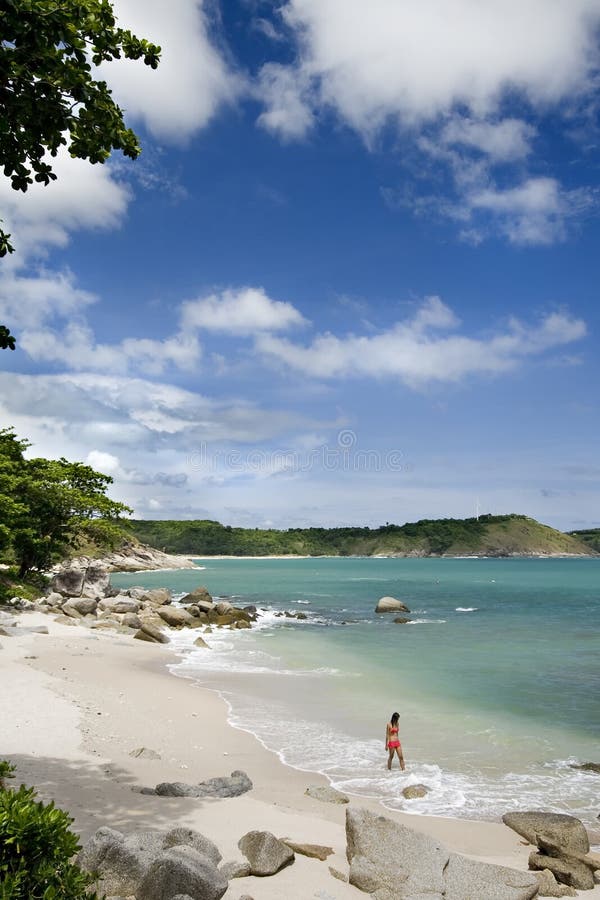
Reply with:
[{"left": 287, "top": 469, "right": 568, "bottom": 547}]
[{"left": 385, "top": 711, "right": 405, "bottom": 771}]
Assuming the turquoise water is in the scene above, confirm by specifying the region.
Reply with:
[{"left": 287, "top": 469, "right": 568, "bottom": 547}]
[{"left": 112, "top": 558, "right": 600, "bottom": 826}]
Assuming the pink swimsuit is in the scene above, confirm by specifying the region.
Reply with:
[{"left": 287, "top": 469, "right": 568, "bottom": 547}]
[{"left": 388, "top": 726, "right": 401, "bottom": 749}]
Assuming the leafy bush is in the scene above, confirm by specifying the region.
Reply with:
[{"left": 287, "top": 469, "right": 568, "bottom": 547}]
[
  {"left": 0, "top": 761, "right": 15, "bottom": 790},
  {"left": 0, "top": 782, "right": 99, "bottom": 899}
]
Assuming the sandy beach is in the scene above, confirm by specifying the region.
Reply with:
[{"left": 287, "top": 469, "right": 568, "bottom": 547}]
[{"left": 1, "top": 610, "right": 598, "bottom": 899}]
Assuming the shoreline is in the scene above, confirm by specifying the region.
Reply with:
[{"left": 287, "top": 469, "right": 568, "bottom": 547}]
[{"left": 5, "top": 612, "right": 597, "bottom": 897}]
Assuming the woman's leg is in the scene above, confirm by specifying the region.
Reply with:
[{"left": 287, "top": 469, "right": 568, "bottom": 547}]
[
  {"left": 396, "top": 747, "right": 405, "bottom": 771},
  {"left": 387, "top": 748, "right": 394, "bottom": 770}
]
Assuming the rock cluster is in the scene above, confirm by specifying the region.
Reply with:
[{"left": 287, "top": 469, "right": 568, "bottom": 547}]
[
  {"left": 143, "top": 770, "right": 253, "bottom": 799},
  {"left": 503, "top": 811, "right": 600, "bottom": 892},
  {"left": 32, "top": 563, "right": 258, "bottom": 644},
  {"left": 346, "top": 807, "right": 540, "bottom": 900}
]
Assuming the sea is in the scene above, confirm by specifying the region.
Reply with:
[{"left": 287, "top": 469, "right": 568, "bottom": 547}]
[{"left": 111, "top": 557, "right": 600, "bottom": 828}]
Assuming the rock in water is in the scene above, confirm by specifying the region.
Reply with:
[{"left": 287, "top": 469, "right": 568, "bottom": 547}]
[
  {"left": 569, "top": 761, "right": 600, "bottom": 774},
  {"left": 181, "top": 586, "right": 213, "bottom": 605},
  {"left": 502, "top": 812, "right": 590, "bottom": 855},
  {"left": 137, "top": 846, "right": 227, "bottom": 900},
  {"left": 402, "top": 784, "right": 429, "bottom": 799},
  {"left": 238, "top": 831, "right": 295, "bottom": 876},
  {"left": 375, "top": 596, "right": 411, "bottom": 613},
  {"left": 346, "top": 807, "right": 539, "bottom": 900},
  {"left": 140, "top": 622, "right": 170, "bottom": 643},
  {"left": 158, "top": 606, "right": 196, "bottom": 628},
  {"left": 305, "top": 784, "right": 349, "bottom": 804}
]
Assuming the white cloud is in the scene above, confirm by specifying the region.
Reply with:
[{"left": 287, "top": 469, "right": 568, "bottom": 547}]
[
  {"left": 181, "top": 286, "right": 308, "bottom": 334},
  {"left": 0, "top": 268, "right": 96, "bottom": 331},
  {"left": 103, "top": 0, "right": 240, "bottom": 141},
  {"left": 469, "top": 177, "right": 596, "bottom": 244},
  {"left": 265, "top": 0, "right": 600, "bottom": 135},
  {"left": 256, "top": 64, "right": 314, "bottom": 140},
  {"left": 0, "top": 151, "right": 131, "bottom": 261},
  {"left": 256, "top": 296, "right": 587, "bottom": 384},
  {"left": 440, "top": 117, "right": 535, "bottom": 161}
]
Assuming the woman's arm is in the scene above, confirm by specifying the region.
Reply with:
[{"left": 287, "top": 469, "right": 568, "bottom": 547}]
[{"left": 385, "top": 723, "right": 389, "bottom": 748}]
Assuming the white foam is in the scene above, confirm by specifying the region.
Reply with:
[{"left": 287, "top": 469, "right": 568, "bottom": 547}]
[
  {"left": 456, "top": 607, "right": 478, "bottom": 612},
  {"left": 407, "top": 619, "right": 447, "bottom": 625}
]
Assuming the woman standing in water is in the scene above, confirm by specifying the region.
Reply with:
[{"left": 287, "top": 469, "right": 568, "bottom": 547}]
[{"left": 385, "top": 711, "right": 405, "bottom": 771}]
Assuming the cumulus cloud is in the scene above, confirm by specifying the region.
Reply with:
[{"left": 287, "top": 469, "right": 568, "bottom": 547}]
[
  {"left": 264, "top": 0, "right": 600, "bottom": 134},
  {"left": 258, "top": 0, "right": 600, "bottom": 243},
  {"left": 255, "top": 296, "right": 587, "bottom": 384},
  {"left": 103, "top": 0, "right": 240, "bottom": 141},
  {"left": 180, "top": 286, "right": 308, "bottom": 334}
]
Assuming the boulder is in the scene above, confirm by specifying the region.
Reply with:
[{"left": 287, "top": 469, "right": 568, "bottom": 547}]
[
  {"left": 238, "top": 831, "right": 295, "bottom": 876},
  {"left": 129, "top": 747, "right": 161, "bottom": 761},
  {"left": 80, "top": 563, "right": 110, "bottom": 599},
  {"left": 140, "top": 622, "right": 170, "bottom": 643},
  {"left": 444, "top": 853, "right": 539, "bottom": 900},
  {"left": 534, "top": 869, "right": 577, "bottom": 897},
  {"left": 502, "top": 812, "right": 589, "bottom": 855},
  {"left": 529, "top": 852, "right": 595, "bottom": 891},
  {"left": 329, "top": 866, "right": 348, "bottom": 883},
  {"left": 62, "top": 597, "right": 98, "bottom": 616},
  {"left": 44, "top": 591, "right": 64, "bottom": 607},
  {"left": 158, "top": 606, "right": 195, "bottom": 628},
  {"left": 61, "top": 603, "right": 84, "bottom": 619},
  {"left": 346, "top": 807, "right": 539, "bottom": 900},
  {"left": 195, "top": 600, "right": 213, "bottom": 614},
  {"left": 137, "top": 846, "right": 227, "bottom": 900},
  {"left": 194, "top": 636, "right": 210, "bottom": 648},
  {"left": 305, "top": 784, "right": 349, "bottom": 804},
  {"left": 282, "top": 840, "right": 334, "bottom": 860},
  {"left": 53, "top": 614, "right": 78, "bottom": 627},
  {"left": 163, "top": 827, "right": 222, "bottom": 867},
  {"left": 402, "top": 784, "right": 429, "bottom": 799},
  {"left": 121, "top": 612, "right": 142, "bottom": 630},
  {"left": 77, "top": 827, "right": 163, "bottom": 896},
  {"left": 214, "top": 600, "right": 233, "bottom": 615},
  {"left": 99, "top": 596, "right": 140, "bottom": 615},
  {"left": 219, "top": 859, "right": 252, "bottom": 879},
  {"left": 393, "top": 616, "right": 411, "bottom": 624},
  {"left": 154, "top": 770, "right": 252, "bottom": 799},
  {"left": 127, "top": 587, "right": 171, "bottom": 606},
  {"left": 134, "top": 629, "right": 160, "bottom": 643},
  {"left": 181, "top": 586, "right": 213, "bottom": 605},
  {"left": 375, "top": 596, "right": 411, "bottom": 613},
  {"left": 52, "top": 566, "right": 85, "bottom": 597}
]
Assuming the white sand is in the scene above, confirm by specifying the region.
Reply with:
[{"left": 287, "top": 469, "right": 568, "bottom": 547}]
[{"left": 1, "top": 611, "right": 598, "bottom": 898}]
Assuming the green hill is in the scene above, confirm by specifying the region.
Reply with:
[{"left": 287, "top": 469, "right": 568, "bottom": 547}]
[
  {"left": 124, "top": 514, "right": 595, "bottom": 558},
  {"left": 568, "top": 528, "right": 600, "bottom": 553}
]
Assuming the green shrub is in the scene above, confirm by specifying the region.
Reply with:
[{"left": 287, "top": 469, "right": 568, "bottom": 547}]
[
  {"left": 0, "top": 782, "right": 99, "bottom": 899},
  {"left": 0, "top": 761, "right": 15, "bottom": 791}
]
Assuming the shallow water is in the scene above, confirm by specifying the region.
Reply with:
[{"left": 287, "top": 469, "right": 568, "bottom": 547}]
[{"left": 112, "top": 557, "right": 600, "bottom": 825}]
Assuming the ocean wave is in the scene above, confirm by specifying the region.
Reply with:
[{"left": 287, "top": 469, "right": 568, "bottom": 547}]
[
  {"left": 455, "top": 607, "right": 478, "bottom": 612},
  {"left": 407, "top": 619, "right": 446, "bottom": 625}
]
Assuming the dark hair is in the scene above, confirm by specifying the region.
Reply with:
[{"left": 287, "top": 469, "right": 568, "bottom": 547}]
[{"left": 391, "top": 712, "right": 399, "bottom": 726}]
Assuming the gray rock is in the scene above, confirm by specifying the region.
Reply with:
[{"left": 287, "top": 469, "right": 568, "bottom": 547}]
[
  {"left": 78, "top": 827, "right": 162, "bottom": 896},
  {"left": 195, "top": 600, "right": 214, "bottom": 613},
  {"left": 137, "top": 623, "right": 170, "bottom": 643},
  {"left": 238, "top": 831, "right": 295, "bottom": 876},
  {"left": 214, "top": 600, "right": 233, "bottom": 615},
  {"left": 63, "top": 597, "right": 97, "bottom": 615},
  {"left": 99, "top": 596, "right": 140, "bottom": 615},
  {"left": 158, "top": 606, "right": 196, "bottom": 628},
  {"left": 502, "top": 811, "right": 590, "bottom": 855},
  {"left": 163, "top": 827, "right": 222, "bottom": 867},
  {"left": 44, "top": 591, "right": 64, "bottom": 607},
  {"left": 181, "top": 586, "right": 213, "bottom": 605},
  {"left": 121, "top": 612, "right": 142, "bottom": 629},
  {"left": 534, "top": 868, "right": 577, "bottom": 897},
  {"left": 305, "top": 784, "right": 349, "bottom": 804},
  {"left": 529, "top": 851, "right": 595, "bottom": 891},
  {"left": 393, "top": 616, "right": 411, "bottom": 624},
  {"left": 445, "top": 853, "right": 539, "bottom": 900},
  {"left": 61, "top": 603, "right": 84, "bottom": 619},
  {"left": 81, "top": 563, "right": 110, "bottom": 599},
  {"left": 137, "top": 846, "right": 227, "bottom": 900},
  {"left": 194, "top": 636, "right": 210, "bottom": 648},
  {"left": 219, "top": 859, "right": 252, "bottom": 879},
  {"left": 129, "top": 747, "right": 161, "bottom": 760},
  {"left": 52, "top": 614, "right": 78, "bottom": 626},
  {"left": 402, "top": 784, "right": 429, "bottom": 799},
  {"left": 375, "top": 596, "right": 411, "bottom": 613},
  {"left": 154, "top": 770, "right": 252, "bottom": 799},
  {"left": 329, "top": 865, "right": 348, "bottom": 882},
  {"left": 346, "top": 807, "right": 538, "bottom": 900},
  {"left": 127, "top": 587, "right": 172, "bottom": 606},
  {"left": 52, "top": 567, "right": 85, "bottom": 597}
]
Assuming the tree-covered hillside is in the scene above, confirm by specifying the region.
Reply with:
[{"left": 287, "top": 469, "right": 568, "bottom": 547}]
[
  {"left": 125, "top": 514, "right": 594, "bottom": 558},
  {"left": 568, "top": 528, "right": 600, "bottom": 553}
]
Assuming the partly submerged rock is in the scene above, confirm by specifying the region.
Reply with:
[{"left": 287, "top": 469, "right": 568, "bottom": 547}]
[
  {"left": 569, "top": 761, "right": 600, "bottom": 775},
  {"left": 238, "top": 831, "right": 295, "bottom": 876},
  {"left": 375, "top": 596, "right": 411, "bottom": 613},
  {"left": 305, "top": 784, "right": 349, "bottom": 804},
  {"left": 129, "top": 747, "right": 161, "bottom": 761},
  {"left": 158, "top": 606, "right": 196, "bottom": 628},
  {"left": 181, "top": 585, "right": 213, "bottom": 605},
  {"left": 402, "top": 784, "right": 429, "bottom": 799}
]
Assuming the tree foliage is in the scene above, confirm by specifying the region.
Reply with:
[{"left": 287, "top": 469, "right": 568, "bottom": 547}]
[
  {"left": 0, "top": 0, "right": 161, "bottom": 341},
  {"left": 0, "top": 428, "right": 131, "bottom": 576},
  {"left": 0, "top": 773, "right": 99, "bottom": 899}
]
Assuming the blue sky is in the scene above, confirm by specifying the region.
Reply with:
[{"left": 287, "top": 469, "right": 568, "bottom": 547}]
[{"left": 1, "top": 0, "right": 599, "bottom": 530}]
